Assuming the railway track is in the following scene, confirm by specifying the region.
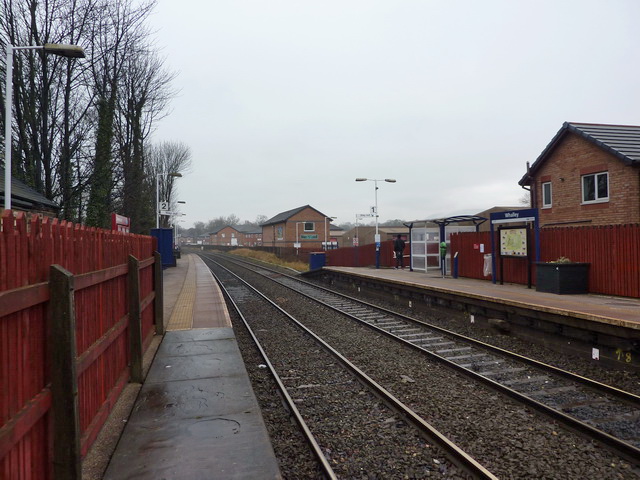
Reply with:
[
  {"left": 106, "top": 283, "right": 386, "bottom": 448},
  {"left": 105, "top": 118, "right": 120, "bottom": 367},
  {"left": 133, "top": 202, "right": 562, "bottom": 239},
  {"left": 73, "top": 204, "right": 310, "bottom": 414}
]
[
  {"left": 208, "top": 252, "right": 640, "bottom": 466},
  {"left": 207, "top": 257, "right": 495, "bottom": 479}
]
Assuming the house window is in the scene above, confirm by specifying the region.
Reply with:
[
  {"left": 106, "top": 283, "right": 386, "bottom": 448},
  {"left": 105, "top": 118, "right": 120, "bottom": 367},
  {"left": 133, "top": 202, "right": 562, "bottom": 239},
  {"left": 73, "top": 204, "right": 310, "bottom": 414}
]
[
  {"left": 542, "top": 182, "right": 552, "bottom": 208},
  {"left": 304, "top": 222, "right": 314, "bottom": 232},
  {"left": 582, "top": 172, "right": 609, "bottom": 203}
]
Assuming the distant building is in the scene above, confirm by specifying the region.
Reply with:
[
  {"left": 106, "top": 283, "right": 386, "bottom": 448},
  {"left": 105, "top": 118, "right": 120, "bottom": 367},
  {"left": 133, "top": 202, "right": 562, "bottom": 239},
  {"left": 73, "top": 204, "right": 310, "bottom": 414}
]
[
  {"left": 261, "top": 205, "right": 335, "bottom": 250},
  {"left": 519, "top": 122, "right": 640, "bottom": 227},
  {"left": 341, "top": 225, "right": 409, "bottom": 247},
  {"left": 473, "top": 206, "right": 527, "bottom": 231},
  {"left": 237, "top": 224, "right": 263, "bottom": 247},
  {"left": 208, "top": 225, "right": 263, "bottom": 247}
]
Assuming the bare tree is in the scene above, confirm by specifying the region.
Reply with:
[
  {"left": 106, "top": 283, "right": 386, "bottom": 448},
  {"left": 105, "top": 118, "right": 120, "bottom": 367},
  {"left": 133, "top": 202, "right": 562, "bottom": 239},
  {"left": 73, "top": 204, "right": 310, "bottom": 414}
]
[
  {"left": 146, "top": 141, "right": 191, "bottom": 229},
  {"left": 519, "top": 191, "right": 531, "bottom": 207},
  {"left": 85, "top": 0, "right": 156, "bottom": 228},
  {"left": 1, "top": 0, "right": 179, "bottom": 229},
  {"left": 115, "top": 47, "right": 177, "bottom": 232}
]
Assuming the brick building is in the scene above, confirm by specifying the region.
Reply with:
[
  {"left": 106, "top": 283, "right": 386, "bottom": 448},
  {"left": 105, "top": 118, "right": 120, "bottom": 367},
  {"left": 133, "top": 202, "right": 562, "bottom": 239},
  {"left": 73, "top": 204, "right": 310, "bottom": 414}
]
[
  {"left": 208, "top": 225, "right": 262, "bottom": 247},
  {"left": 341, "top": 226, "right": 409, "bottom": 247},
  {"left": 237, "top": 225, "right": 262, "bottom": 247},
  {"left": 261, "top": 205, "right": 334, "bottom": 249},
  {"left": 519, "top": 122, "right": 640, "bottom": 227}
]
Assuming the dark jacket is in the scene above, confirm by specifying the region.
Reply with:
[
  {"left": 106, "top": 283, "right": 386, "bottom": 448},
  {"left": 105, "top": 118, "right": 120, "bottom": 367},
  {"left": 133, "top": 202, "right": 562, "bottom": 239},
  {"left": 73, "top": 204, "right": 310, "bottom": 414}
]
[{"left": 393, "top": 237, "right": 405, "bottom": 252}]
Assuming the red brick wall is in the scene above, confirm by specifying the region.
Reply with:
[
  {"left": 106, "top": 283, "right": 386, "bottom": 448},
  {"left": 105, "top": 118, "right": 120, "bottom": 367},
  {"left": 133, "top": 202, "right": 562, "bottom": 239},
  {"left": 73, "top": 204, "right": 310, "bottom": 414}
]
[
  {"left": 211, "top": 226, "right": 241, "bottom": 245},
  {"left": 534, "top": 133, "right": 640, "bottom": 226},
  {"left": 260, "top": 208, "right": 331, "bottom": 249}
]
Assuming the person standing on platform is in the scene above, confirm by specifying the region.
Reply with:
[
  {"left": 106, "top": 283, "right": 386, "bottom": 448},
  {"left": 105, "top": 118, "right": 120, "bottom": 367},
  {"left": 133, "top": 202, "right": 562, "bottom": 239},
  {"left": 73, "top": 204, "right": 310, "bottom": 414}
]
[{"left": 393, "top": 234, "right": 406, "bottom": 269}]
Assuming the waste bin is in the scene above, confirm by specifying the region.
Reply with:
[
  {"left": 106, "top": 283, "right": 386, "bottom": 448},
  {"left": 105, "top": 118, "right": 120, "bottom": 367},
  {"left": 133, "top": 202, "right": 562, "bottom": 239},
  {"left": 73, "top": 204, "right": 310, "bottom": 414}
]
[
  {"left": 151, "top": 228, "right": 175, "bottom": 268},
  {"left": 483, "top": 254, "right": 493, "bottom": 277},
  {"left": 309, "top": 252, "right": 326, "bottom": 270}
]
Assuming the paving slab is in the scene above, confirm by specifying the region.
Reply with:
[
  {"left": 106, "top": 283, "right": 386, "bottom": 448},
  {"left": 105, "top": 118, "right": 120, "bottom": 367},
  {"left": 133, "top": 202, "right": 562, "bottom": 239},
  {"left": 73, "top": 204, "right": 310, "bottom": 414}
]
[{"left": 104, "top": 255, "right": 281, "bottom": 480}]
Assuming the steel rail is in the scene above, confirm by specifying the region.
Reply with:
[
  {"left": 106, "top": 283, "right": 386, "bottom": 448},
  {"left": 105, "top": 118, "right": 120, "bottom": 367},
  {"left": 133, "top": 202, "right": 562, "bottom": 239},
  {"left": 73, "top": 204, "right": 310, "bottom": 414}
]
[
  {"left": 210, "top": 253, "right": 640, "bottom": 465},
  {"left": 219, "top": 253, "right": 640, "bottom": 405},
  {"left": 207, "top": 256, "right": 499, "bottom": 480},
  {"left": 208, "top": 266, "right": 338, "bottom": 480}
]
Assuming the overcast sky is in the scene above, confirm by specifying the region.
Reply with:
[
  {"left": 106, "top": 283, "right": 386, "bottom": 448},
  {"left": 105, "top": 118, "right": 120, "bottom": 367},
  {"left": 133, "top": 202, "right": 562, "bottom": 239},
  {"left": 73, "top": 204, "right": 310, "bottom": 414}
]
[{"left": 148, "top": 0, "right": 639, "bottom": 228}]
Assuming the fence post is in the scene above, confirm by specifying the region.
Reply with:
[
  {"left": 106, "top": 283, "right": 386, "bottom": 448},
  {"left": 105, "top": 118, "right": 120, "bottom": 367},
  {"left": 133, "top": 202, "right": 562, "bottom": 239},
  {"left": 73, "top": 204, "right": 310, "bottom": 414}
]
[
  {"left": 49, "top": 265, "right": 81, "bottom": 480},
  {"left": 153, "top": 251, "right": 164, "bottom": 336},
  {"left": 128, "top": 255, "right": 143, "bottom": 383}
]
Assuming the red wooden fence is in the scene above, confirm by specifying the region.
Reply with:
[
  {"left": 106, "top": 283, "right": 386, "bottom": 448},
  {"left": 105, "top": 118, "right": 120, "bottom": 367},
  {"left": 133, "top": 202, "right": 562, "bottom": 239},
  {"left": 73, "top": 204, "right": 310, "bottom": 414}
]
[
  {"left": 450, "top": 224, "right": 640, "bottom": 298},
  {"left": 326, "top": 240, "right": 396, "bottom": 268},
  {"left": 0, "top": 211, "right": 159, "bottom": 479}
]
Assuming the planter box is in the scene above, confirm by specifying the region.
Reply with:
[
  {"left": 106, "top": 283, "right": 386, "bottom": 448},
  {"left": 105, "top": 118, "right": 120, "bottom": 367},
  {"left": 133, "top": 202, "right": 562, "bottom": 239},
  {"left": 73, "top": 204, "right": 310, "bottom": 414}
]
[{"left": 535, "top": 262, "right": 590, "bottom": 294}]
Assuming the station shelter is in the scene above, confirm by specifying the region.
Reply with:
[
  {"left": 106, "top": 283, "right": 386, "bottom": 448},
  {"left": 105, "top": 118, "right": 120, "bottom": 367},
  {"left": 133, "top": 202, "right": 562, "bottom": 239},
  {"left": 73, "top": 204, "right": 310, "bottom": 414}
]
[{"left": 406, "top": 216, "right": 486, "bottom": 274}]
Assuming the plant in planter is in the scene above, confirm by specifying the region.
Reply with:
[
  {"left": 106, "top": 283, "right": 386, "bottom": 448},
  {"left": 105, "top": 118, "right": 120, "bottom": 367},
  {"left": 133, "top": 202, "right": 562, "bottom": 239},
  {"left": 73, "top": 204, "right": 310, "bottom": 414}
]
[
  {"left": 535, "top": 257, "right": 590, "bottom": 294},
  {"left": 549, "top": 256, "right": 572, "bottom": 264}
]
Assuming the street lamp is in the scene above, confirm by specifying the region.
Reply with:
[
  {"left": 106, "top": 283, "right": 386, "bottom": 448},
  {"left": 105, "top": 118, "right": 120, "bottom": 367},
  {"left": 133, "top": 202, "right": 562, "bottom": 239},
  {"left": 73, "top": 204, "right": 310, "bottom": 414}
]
[
  {"left": 172, "top": 202, "right": 186, "bottom": 245},
  {"left": 355, "top": 178, "right": 396, "bottom": 268},
  {"left": 156, "top": 172, "right": 182, "bottom": 228},
  {"left": 4, "top": 43, "right": 86, "bottom": 210},
  {"left": 324, "top": 216, "right": 337, "bottom": 250}
]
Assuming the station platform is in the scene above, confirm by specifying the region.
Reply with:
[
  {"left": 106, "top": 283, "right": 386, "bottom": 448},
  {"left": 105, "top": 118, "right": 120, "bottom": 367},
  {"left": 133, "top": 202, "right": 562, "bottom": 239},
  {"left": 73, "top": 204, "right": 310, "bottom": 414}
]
[
  {"left": 323, "top": 266, "right": 640, "bottom": 329},
  {"left": 103, "top": 254, "right": 281, "bottom": 479}
]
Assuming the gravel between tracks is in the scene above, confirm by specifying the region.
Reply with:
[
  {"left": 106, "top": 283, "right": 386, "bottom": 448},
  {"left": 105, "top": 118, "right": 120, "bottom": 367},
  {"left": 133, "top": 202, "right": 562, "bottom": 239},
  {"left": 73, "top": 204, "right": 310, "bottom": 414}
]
[
  {"left": 217, "top": 265, "right": 469, "bottom": 479},
  {"left": 213, "top": 256, "right": 640, "bottom": 479}
]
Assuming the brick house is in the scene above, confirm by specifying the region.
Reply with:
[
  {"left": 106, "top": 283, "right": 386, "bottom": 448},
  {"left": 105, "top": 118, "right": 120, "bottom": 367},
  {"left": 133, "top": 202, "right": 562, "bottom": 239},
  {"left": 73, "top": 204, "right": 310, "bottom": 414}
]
[
  {"left": 208, "top": 225, "right": 262, "bottom": 246},
  {"left": 209, "top": 226, "right": 242, "bottom": 246},
  {"left": 261, "top": 205, "right": 334, "bottom": 249},
  {"left": 519, "top": 122, "right": 640, "bottom": 227},
  {"left": 237, "top": 225, "right": 262, "bottom": 247}
]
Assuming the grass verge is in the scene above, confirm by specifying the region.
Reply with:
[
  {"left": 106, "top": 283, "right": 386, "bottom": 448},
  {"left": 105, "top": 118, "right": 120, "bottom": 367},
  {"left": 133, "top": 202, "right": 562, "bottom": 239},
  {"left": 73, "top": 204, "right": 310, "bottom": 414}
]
[{"left": 230, "top": 249, "right": 309, "bottom": 272}]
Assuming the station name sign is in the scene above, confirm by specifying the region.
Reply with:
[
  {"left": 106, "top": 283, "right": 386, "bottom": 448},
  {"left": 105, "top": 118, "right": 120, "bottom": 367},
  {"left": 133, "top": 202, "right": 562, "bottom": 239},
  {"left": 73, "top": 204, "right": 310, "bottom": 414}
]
[{"left": 490, "top": 208, "right": 538, "bottom": 225}]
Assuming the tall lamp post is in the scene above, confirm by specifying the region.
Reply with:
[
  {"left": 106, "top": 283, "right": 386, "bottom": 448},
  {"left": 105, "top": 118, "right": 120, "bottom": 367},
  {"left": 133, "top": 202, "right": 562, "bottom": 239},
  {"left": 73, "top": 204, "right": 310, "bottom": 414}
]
[
  {"left": 156, "top": 172, "right": 182, "bottom": 228},
  {"left": 172, "top": 202, "right": 186, "bottom": 246},
  {"left": 4, "top": 43, "right": 85, "bottom": 210},
  {"left": 355, "top": 178, "right": 396, "bottom": 269},
  {"left": 324, "top": 216, "right": 337, "bottom": 250}
]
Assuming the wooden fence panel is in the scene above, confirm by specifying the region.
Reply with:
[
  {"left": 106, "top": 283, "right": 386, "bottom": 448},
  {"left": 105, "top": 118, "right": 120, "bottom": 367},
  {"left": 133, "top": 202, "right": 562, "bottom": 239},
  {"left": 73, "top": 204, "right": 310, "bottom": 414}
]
[
  {"left": 326, "top": 241, "right": 395, "bottom": 268},
  {"left": 0, "top": 211, "right": 158, "bottom": 479},
  {"left": 450, "top": 224, "right": 640, "bottom": 298}
]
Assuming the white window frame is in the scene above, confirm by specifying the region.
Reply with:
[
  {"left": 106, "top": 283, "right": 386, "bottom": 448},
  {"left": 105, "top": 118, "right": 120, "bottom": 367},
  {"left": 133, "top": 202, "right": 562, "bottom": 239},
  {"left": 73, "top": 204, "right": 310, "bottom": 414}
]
[
  {"left": 304, "top": 222, "right": 314, "bottom": 232},
  {"left": 581, "top": 172, "right": 609, "bottom": 204},
  {"left": 541, "top": 181, "right": 552, "bottom": 208}
]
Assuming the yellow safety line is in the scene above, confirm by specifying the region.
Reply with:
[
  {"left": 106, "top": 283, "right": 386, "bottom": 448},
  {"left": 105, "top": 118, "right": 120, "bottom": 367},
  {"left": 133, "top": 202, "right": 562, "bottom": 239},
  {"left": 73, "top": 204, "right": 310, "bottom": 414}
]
[{"left": 167, "top": 254, "right": 195, "bottom": 331}]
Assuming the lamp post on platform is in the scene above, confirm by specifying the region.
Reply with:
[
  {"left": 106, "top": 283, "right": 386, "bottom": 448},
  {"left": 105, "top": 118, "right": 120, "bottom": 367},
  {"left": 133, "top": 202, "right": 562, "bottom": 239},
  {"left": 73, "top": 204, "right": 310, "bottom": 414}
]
[
  {"left": 324, "top": 216, "right": 337, "bottom": 250},
  {"left": 4, "top": 43, "right": 85, "bottom": 210},
  {"left": 355, "top": 178, "right": 396, "bottom": 268},
  {"left": 155, "top": 172, "right": 182, "bottom": 228}
]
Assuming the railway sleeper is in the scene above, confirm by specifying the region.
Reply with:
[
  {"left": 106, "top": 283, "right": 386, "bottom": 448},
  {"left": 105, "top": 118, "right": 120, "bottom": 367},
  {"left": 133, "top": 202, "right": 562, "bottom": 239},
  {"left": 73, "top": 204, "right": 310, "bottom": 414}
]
[
  {"left": 445, "top": 353, "right": 488, "bottom": 362},
  {"left": 402, "top": 332, "right": 434, "bottom": 339},
  {"left": 501, "top": 375, "right": 550, "bottom": 387},
  {"left": 413, "top": 336, "right": 445, "bottom": 343},
  {"left": 528, "top": 386, "right": 578, "bottom": 397},
  {"left": 481, "top": 367, "right": 528, "bottom": 377},
  {"left": 393, "top": 328, "right": 423, "bottom": 334},
  {"left": 424, "top": 341, "right": 456, "bottom": 348},
  {"left": 459, "top": 360, "right": 504, "bottom": 369},
  {"left": 436, "top": 347, "right": 473, "bottom": 354}
]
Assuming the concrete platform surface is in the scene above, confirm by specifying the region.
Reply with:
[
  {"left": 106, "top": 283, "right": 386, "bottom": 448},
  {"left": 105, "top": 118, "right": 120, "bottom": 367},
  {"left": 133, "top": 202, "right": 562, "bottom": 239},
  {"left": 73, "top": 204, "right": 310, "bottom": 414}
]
[{"left": 103, "top": 254, "right": 281, "bottom": 480}]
